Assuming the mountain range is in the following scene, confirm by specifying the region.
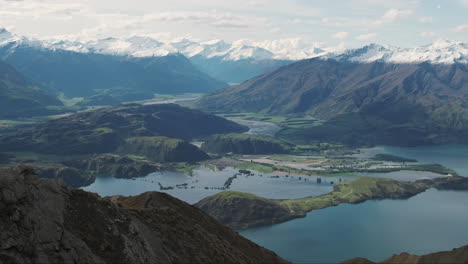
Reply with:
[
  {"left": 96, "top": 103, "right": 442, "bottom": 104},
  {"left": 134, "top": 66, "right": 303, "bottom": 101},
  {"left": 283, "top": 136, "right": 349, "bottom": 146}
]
[
  {"left": 0, "top": 28, "right": 226, "bottom": 100},
  {"left": 3, "top": 28, "right": 467, "bottom": 85},
  {"left": 197, "top": 57, "right": 468, "bottom": 146}
]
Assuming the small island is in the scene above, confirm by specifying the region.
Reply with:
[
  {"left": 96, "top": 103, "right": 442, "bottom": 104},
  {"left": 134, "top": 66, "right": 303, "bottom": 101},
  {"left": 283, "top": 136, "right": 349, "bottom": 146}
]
[{"left": 196, "top": 176, "right": 468, "bottom": 229}]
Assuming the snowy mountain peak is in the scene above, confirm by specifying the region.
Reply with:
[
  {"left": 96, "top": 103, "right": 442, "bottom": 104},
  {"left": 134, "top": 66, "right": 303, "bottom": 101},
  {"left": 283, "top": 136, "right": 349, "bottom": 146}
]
[
  {"left": 0, "top": 28, "right": 17, "bottom": 44},
  {"left": 0, "top": 29, "right": 467, "bottom": 64},
  {"left": 326, "top": 41, "right": 468, "bottom": 64}
]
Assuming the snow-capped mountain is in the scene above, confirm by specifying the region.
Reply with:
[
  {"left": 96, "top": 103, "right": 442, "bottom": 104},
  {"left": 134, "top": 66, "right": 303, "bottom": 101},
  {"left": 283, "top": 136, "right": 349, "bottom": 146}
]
[
  {"left": 326, "top": 40, "right": 468, "bottom": 64},
  {"left": 0, "top": 28, "right": 227, "bottom": 98},
  {"left": 1, "top": 27, "right": 468, "bottom": 64},
  {"left": 0, "top": 28, "right": 324, "bottom": 61}
]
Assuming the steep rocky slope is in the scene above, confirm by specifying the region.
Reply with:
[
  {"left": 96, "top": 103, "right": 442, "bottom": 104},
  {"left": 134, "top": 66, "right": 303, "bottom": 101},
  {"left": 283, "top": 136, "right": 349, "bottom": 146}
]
[
  {"left": 0, "top": 60, "right": 63, "bottom": 118},
  {"left": 341, "top": 245, "right": 468, "bottom": 264},
  {"left": 197, "top": 59, "right": 468, "bottom": 146},
  {"left": 0, "top": 166, "right": 289, "bottom": 264}
]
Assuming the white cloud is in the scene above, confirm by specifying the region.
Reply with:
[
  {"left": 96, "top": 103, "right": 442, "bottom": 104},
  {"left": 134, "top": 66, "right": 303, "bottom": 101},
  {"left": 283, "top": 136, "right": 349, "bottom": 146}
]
[
  {"left": 269, "top": 27, "right": 282, "bottom": 35},
  {"left": 333, "top": 32, "right": 349, "bottom": 40},
  {"left": 374, "top": 9, "right": 413, "bottom": 25},
  {"left": 356, "top": 33, "right": 378, "bottom": 41},
  {"left": 420, "top": 31, "right": 436, "bottom": 37},
  {"left": 418, "top": 16, "right": 433, "bottom": 23},
  {"left": 347, "top": 0, "right": 420, "bottom": 9},
  {"left": 452, "top": 24, "right": 468, "bottom": 32}
]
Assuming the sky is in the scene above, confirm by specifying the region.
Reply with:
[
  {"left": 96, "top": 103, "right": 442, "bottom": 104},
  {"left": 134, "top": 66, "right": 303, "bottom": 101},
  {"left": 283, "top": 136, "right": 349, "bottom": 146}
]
[{"left": 1, "top": 0, "right": 467, "bottom": 48}]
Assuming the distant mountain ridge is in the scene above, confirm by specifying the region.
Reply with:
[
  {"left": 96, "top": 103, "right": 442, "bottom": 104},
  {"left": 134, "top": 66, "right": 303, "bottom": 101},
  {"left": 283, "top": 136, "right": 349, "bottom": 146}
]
[
  {"left": 0, "top": 28, "right": 227, "bottom": 98},
  {"left": 325, "top": 40, "right": 468, "bottom": 64},
  {"left": 2, "top": 28, "right": 467, "bottom": 85},
  {"left": 2, "top": 29, "right": 466, "bottom": 64},
  {"left": 197, "top": 58, "right": 468, "bottom": 146}
]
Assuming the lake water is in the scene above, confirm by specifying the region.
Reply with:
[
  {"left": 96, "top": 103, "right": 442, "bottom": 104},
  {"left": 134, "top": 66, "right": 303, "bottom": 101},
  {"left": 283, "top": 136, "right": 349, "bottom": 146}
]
[
  {"left": 240, "top": 189, "right": 468, "bottom": 263},
  {"left": 356, "top": 170, "right": 445, "bottom": 182},
  {"left": 83, "top": 167, "right": 345, "bottom": 204},
  {"left": 357, "top": 145, "right": 468, "bottom": 177},
  {"left": 240, "top": 144, "right": 468, "bottom": 263},
  {"left": 83, "top": 144, "right": 468, "bottom": 263}
]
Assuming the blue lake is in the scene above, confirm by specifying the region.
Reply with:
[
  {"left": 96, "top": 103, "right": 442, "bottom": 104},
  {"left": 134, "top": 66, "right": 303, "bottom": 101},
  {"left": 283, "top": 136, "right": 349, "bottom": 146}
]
[
  {"left": 241, "top": 145, "right": 468, "bottom": 263},
  {"left": 83, "top": 167, "right": 344, "bottom": 204},
  {"left": 357, "top": 145, "right": 468, "bottom": 177},
  {"left": 240, "top": 189, "right": 468, "bottom": 263},
  {"left": 83, "top": 144, "right": 468, "bottom": 263}
]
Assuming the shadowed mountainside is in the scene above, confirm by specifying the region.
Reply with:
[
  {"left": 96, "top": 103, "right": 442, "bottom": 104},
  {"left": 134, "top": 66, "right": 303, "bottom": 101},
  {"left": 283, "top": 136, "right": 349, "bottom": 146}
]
[
  {"left": 0, "top": 60, "right": 63, "bottom": 118},
  {"left": 0, "top": 166, "right": 289, "bottom": 264},
  {"left": 197, "top": 59, "right": 468, "bottom": 146},
  {"left": 0, "top": 44, "right": 227, "bottom": 99},
  {"left": 0, "top": 103, "right": 247, "bottom": 160}
]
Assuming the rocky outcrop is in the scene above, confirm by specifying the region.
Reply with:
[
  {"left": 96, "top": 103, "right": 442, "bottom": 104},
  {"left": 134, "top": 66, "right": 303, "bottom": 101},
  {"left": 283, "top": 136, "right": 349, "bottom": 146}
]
[
  {"left": 30, "top": 163, "right": 95, "bottom": 188},
  {"left": 196, "top": 176, "right": 468, "bottom": 229},
  {"left": 0, "top": 166, "right": 289, "bottom": 264},
  {"left": 341, "top": 245, "right": 468, "bottom": 264},
  {"left": 201, "top": 134, "right": 291, "bottom": 154}
]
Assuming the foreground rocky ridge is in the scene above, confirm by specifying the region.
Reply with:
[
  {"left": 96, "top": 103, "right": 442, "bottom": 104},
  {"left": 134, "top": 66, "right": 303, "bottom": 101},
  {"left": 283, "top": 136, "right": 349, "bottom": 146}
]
[
  {"left": 341, "top": 245, "right": 468, "bottom": 264},
  {"left": 0, "top": 166, "right": 289, "bottom": 264},
  {"left": 196, "top": 176, "right": 468, "bottom": 229}
]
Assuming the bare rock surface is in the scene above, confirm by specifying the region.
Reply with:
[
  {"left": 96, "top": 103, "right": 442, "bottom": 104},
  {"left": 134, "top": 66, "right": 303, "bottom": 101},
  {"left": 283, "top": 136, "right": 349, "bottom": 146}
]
[{"left": 0, "top": 166, "right": 289, "bottom": 264}]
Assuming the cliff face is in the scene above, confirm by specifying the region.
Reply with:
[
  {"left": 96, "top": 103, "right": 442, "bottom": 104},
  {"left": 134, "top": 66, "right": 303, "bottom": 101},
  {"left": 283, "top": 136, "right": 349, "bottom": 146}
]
[
  {"left": 341, "top": 245, "right": 468, "bottom": 264},
  {"left": 0, "top": 166, "right": 289, "bottom": 264}
]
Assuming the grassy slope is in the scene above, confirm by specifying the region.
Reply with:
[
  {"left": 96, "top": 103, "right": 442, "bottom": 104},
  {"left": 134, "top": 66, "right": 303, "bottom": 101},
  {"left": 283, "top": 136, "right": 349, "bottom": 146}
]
[
  {"left": 200, "top": 176, "right": 466, "bottom": 229},
  {"left": 202, "top": 133, "right": 291, "bottom": 154},
  {"left": 279, "top": 177, "right": 423, "bottom": 214}
]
